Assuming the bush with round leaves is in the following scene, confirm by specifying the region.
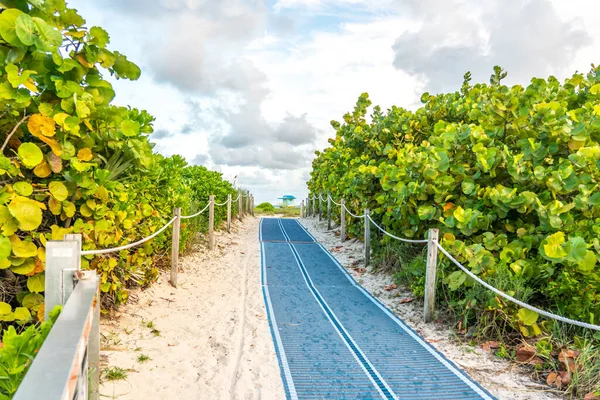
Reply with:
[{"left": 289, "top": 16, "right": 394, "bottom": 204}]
[{"left": 309, "top": 66, "right": 600, "bottom": 336}]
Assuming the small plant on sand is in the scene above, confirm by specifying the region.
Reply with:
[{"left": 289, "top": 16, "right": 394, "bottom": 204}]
[
  {"left": 137, "top": 354, "right": 151, "bottom": 363},
  {"left": 103, "top": 367, "right": 128, "bottom": 381}
]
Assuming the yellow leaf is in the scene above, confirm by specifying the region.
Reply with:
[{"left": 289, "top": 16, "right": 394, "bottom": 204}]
[
  {"left": 9, "top": 235, "right": 37, "bottom": 257},
  {"left": 80, "top": 203, "right": 93, "bottom": 217},
  {"left": 591, "top": 84, "right": 600, "bottom": 95},
  {"left": 65, "top": 31, "right": 86, "bottom": 38},
  {"left": 53, "top": 112, "right": 70, "bottom": 127},
  {"left": 77, "top": 148, "right": 93, "bottom": 161},
  {"left": 8, "top": 196, "right": 43, "bottom": 231},
  {"left": 37, "top": 246, "right": 45, "bottom": 262},
  {"left": 37, "top": 303, "right": 44, "bottom": 322},
  {"left": 83, "top": 119, "right": 94, "bottom": 131},
  {"left": 23, "top": 77, "right": 38, "bottom": 93},
  {"left": 27, "top": 114, "right": 56, "bottom": 137},
  {"left": 48, "top": 197, "right": 62, "bottom": 215},
  {"left": 77, "top": 53, "right": 93, "bottom": 68},
  {"left": 37, "top": 135, "right": 62, "bottom": 156},
  {"left": 33, "top": 159, "right": 52, "bottom": 178}
]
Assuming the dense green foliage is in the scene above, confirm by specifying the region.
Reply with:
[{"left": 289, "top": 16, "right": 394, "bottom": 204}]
[
  {"left": 0, "top": 305, "right": 60, "bottom": 399},
  {"left": 308, "top": 66, "right": 600, "bottom": 337},
  {"left": 0, "top": 1, "right": 237, "bottom": 322}
]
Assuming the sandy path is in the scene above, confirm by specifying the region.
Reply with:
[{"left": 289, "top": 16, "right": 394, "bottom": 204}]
[
  {"left": 300, "top": 217, "right": 563, "bottom": 400},
  {"left": 99, "top": 217, "right": 285, "bottom": 400}
]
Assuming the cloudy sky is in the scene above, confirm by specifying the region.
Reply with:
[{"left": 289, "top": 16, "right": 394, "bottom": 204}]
[{"left": 69, "top": 0, "right": 599, "bottom": 204}]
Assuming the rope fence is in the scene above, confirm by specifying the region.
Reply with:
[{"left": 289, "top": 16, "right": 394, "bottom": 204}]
[{"left": 303, "top": 192, "right": 600, "bottom": 331}]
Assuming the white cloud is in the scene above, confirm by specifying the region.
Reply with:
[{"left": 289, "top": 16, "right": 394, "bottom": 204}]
[
  {"left": 392, "top": 0, "right": 593, "bottom": 92},
  {"left": 67, "top": 0, "right": 600, "bottom": 204}
]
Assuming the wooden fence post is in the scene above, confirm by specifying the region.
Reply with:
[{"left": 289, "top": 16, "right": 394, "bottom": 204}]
[
  {"left": 239, "top": 191, "right": 243, "bottom": 221},
  {"left": 306, "top": 197, "right": 310, "bottom": 217},
  {"left": 227, "top": 194, "right": 232, "bottom": 233},
  {"left": 209, "top": 195, "right": 215, "bottom": 250},
  {"left": 364, "top": 208, "right": 370, "bottom": 268},
  {"left": 301, "top": 200, "right": 305, "bottom": 218},
  {"left": 327, "top": 195, "right": 332, "bottom": 230},
  {"left": 424, "top": 228, "right": 440, "bottom": 323},
  {"left": 251, "top": 195, "right": 254, "bottom": 216},
  {"left": 312, "top": 196, "right": 316, "bottom": 217},
  {"left": 318, "top": 194, "right": 322, "bottom": 221},
  {"left": 340, "top": 198, "right": 346, "bottom": 243},
  {"left": 170, "top": 207, "right": 180, "bottom": 287}
]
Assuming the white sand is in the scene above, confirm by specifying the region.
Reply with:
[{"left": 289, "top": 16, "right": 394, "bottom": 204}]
[
  {"left": 99, "top": 217, "right": 285, "bottom": 400},
  {"left": 300, "top": 217, "right": 563, "bottom": 400}
]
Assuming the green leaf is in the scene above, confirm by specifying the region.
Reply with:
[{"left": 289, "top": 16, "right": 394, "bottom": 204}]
[
  {"left": 517, "top": 308, "right": 539, "bottom": 326},
  {"left": 8, "top": 196, "right": 43, "bottom": 231},
  {"left": 444, "top": 270, "right": 466, "bottom": 291},
  {"left": 21, "top": 292, "right": 43, "bottom": 309},
  {"left": 0, "top": 8, "right": 24, "bottom": 47},
  {"left": 13, "top": 181, "right": 32, "bottom": 196},
  {"left": 417, "top": 205, "right": 435, "bottom": 220},
  {"left": 27, "top": 273, "right": 44, "bottom": 293},
  {"left": 100, "top": 281, "right": 110, "bottom": 292},
  {"left": 577, "top": 251, "right": 596, "bottom": 274},
  {"left": 566, "top": 236, "right": 587, "bottom": 263},
  {"left": 18, "top": 142, "right": 43, "bottom": 168},
  {"left": 120, "top": 119, "right": 140, "bottom": 137},
  {"left": 0, "top": 236, "right": 11, "bottom": 258},
  {"left": 589, "top": 191, "right": 600, "bottom": 206},
  {"left": 591, "top": 84, "right": 600, "bottom": 95},
  {"left": 15, "top": 13, "right": 36, "bottom": 46},
  {"left": 48, "top": 181, "right": 68, "bottom": 202},
  {"left": 113, "top": 52, "right": 141, "bottom": 80},
  {"left": 32, "top": 17, "right": 62, "bottom": 51},
  {"left": 90, "top": 26, "right": 109, "bottom": 48}
]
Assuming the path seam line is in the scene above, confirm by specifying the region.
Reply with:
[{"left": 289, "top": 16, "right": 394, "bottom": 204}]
[{"left": 279, "top": 220, "right": 395, "bottom": 400}]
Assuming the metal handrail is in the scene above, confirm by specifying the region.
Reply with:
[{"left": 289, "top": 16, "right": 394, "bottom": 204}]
[{"left": 14, "top": 273, "right": 101, "bottom": 400}]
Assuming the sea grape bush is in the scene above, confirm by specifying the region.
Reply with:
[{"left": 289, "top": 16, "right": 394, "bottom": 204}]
[
  {"left": 309, "top": 66, "right": 600, "bottom": 335},
  {"left": 0, "top": 0, "right": 238, "bottom": 327}
]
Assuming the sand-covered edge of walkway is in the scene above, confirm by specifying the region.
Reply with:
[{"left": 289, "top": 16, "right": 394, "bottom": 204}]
[{"left": 99, "top": 217, "right": 285, "bottom": 400}]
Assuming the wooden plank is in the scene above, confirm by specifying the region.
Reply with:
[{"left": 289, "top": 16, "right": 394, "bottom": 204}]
[
  {"left": 340, "top": 198, "right": 346, "bottom": 243},
  {"left": 170, "top": 207, "right": 181, "bottom": 287},
  {"left": 327, "top": 195, "right": 332, "bottom": 230},
  {"left": 424, "top": 228, "right": 440, "bottom": 323},
  {"left": 209, "top": 195, "right": 215, "bottom": 250},
  {"left": 227, "top": 193, "right": 232, "bottom": 233},
  {"left": 364, "top": 208, "right": 370, "bottom": 268}
]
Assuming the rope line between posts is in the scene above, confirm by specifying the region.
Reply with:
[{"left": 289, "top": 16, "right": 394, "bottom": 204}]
[
  {"left": 328, "top": 194, "right": 342, "bottom": 206},
  {"left": 233, "top": 194, "right": 240, "bottom": 202},
  {"left": 82, "top": 217, "right": 177, "bottom": 255},
  {"left": 214, "top": 200, "right": 229, "bottom": 206},
  {"left": 343, "top": 203, "right": 365, "bottom": 219},
  {"left": 181, "top": 201, "right": 212, "bottom": 220},
  {"left": 435, "top": 242, "right": 600, "bottom": 331},
  {"left": 366, "top": 214, "right": 428, "bottom": 244}
]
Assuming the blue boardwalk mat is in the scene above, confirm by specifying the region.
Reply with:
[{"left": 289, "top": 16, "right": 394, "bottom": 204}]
[{"left": 260, "top": 218, "right": 496, "bottom": 400}]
